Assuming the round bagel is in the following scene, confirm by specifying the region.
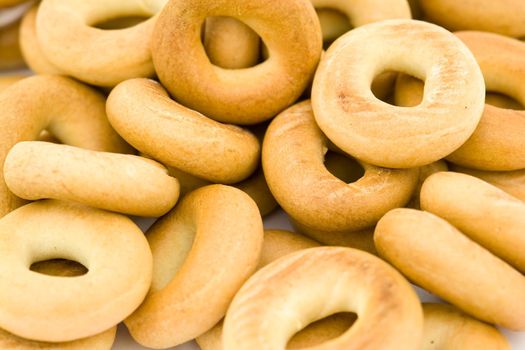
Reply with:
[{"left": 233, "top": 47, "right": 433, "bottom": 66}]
[
  {"left": 0, "top": 75, "right": 131, "bottom": 217},
  {"left": 36, "top": 0, "right": 167, "bottom": 86},
  {"left": 4, "top": 141, "right": 180, "bottom": 217},
  {"left": 107, "top": 78, "right": 260, "bottom": 184},
  {"left": 263, "top": 100, "right": 418, "bottom": 233},
  {"left": 375, "top": 208, "right": 525, "bottom": 330},
  {"left": 151, "top": 0, "right": 322, "bottom": 124},
  {"left": 223, "top": 246, "right": 423, "bottom": 350},
  {"left": 0, "top": 200, "right": 152, "bottom": 342},
  {"left": 312, "top": 19, "right": 485, "bottom": 168},
  {"left": 125, "top": 185, "right": 263, "bottom": 349}
]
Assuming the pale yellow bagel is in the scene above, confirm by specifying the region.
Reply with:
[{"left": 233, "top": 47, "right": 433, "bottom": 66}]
[
  {"left": 4, "top": 141, "right": 180, "bottom": 217},
  {"left": 107, "top": 78, "right": 260, "bottom": 184},
  {"left": 375, "top": 208, "right": 525, "bottom": 330},
  {"left": 125, "top": 185, "right": 263, "bottom": 348},
  {"left": 0, "top": 200, "right": 152, "bottom": 342},
  {"left": 421, "top": 171, "right": 525, "bottom": 274},
  {"left": 0, "top": 75, "right": 131, "bottom": 217},
  {"left": 0, "top": 17, "right": 25, "bottom": 70},
  {"left": 312, "top": 19, "right": 485, "bottom": 168},
  {"left": 36, "top": 0, "right": 167, "bottom": 87},
  {"left": 263, "top": 100, "right": 418, "bottom": 233},
  {"left": 152, "top": 0, "right": 322, "bottom": 125},
  {"left": 223, "top": 246, "right": 423, "bottom": 350}
]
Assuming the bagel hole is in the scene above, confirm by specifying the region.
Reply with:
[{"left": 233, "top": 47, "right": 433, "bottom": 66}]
[
  {"left": 485, "top": 91, "right": 523, "bottom": 110},
  {"left": 93, "top": 16, "right": 148, "bottom": 30},
  {"left": 392, "top": 73, "right": 424, "bottom": 107},
  {"left": 316, "top": 8, "right": 352, "bottom": 49},
  {"left": 371, "top": 71, "right": 402, "bottom": 105},
  {"left": 287, "top": 312, "right": 357, "bottom": 348},
  {"left": 324, "top": 151, "right": 365, "bottom": 183},
  {"left": 30, "top": 258, "right": 88, "bottom": 277}
]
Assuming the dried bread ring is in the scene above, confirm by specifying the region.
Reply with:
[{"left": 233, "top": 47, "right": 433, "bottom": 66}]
[
  {"left": 125, "top": 185, "right": 263, "bottom": 349},
  {"left": 0, "top": 200, "right": 152, "bottom": 342},
  {"left": 152, "top": 0, "right": 322, "bottom": 125},
  {"left": 36, "top": 0, "right": 167, "bottom": 86},
  {"left": 0, "top": 75, "right": 130, "bottom": 217},
  {"left": 4, "top": 141, "right": 180, "bottom": 217},
  {"left": 375, "top": 208, "right": 525, "bottom": 330},
  {"left": 262, "top": 100, "right": 418, "bottom": 233},
  {"left": 223, "top": 246, "right": 423, "bottom": 350},
  {"left": 312, "top": 19, "right": 485, "bottom": 168}
]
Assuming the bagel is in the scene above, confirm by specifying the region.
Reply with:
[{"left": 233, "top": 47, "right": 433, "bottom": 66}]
[
  {"left": 4, "top": 141, "right": 180, "bottom": 217},
  {"left": 125, "top": 185, "right": 263, "bottom": 349},
  {"left": 151, "top": 0, "right": 322, "bottom": 124},
  {"left": 263, "top": 100, "right": 418, "bottom": 233},
  {"left": 421, "top": 171, "right": 525, "bottom": 274},
  {"left": 0, "top": 17, "right": 25, "bottom": 70},
  {"left": 312, "top": 19, "right": 485, "bottom": 168},
  {"left": 107, "top": 78, "right": 260, "bottom": 184},
  {"left": 0, "top": 75, "right": 131, "bottom": 217},
  {"left": 375, "top": 208, "right": 525, "bottom": 330},
  {"left": 0, "top": 200, "right": 152, "bottom": 342},
  {"left": 36, "top": 0, "right": 167, "bottom": 87},
  {"left": 223, "top": 247, "right": 423, "bottom": 350}
]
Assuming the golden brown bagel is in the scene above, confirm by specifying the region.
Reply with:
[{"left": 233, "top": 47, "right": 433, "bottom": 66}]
[
  {"left": 0, "top": 17, "right": 25, "bottom": 70},
  {"left": 125, "top": 185, "right": 263, "bottom": 348},
  {"left": 375, "top": 208, "right": 525, "bottom": 330},
  {"left": 312, "top": 19, "right": 485, "bottom": 168},
  {"left": 152, "top": 0, "right": 322, "bottom": 125}
]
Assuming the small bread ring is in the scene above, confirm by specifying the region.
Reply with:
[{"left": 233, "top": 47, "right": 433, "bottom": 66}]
[
  {"left": 421, "top": 171, "right": 525, "bottom": 274},
  {"left": 0, "top": 200, "right": 152, "bottom": 342},
  {"left": 36, "top": 0, "right": 167, "bottom": 87},
  {"left": 312, "top": 19, "right": 485, "bottom": 168},
  {"left": 125, "top": 185, "right": 263, "bottom": 349},
  {"left": 151, "top": 0, "right": 322, "bottom": 125},
  {"left": 375, "top": 208, "right": 525, "bottom": 330},
  {"left": 0, "top": 75, "right": 131, "bottom": 217},
  {"left": 4, "top": 141, "right": 180, "bottom": 217},
  {"left": 0, "top": 17, "right": 25, "bottom": 70},
  {"left": 263, "top": 100, "right": 418, "bottom": 233},
  {"left": 223, "top": 246, "right": 423, "bottom": 350}
]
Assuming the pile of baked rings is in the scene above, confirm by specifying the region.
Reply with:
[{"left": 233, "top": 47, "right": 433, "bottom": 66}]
[{"left": 1, "top": 0, "right": 524, "bottom": 349}]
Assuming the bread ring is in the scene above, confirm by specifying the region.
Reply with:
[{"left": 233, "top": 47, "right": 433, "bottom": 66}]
[
  {"left": 36, "top": 0, "right": 167, "bottom": 87},
  {"left": 4, "top": 141, "right": 180, "bottom": 217},
  {"left": 421, "top": 171, "right": 525, "bottom": 274},
  {"left": 0, "top": 75, "right": 131, "bottom": 217},
  {"left": 151, "top": 0, "right": 322, "bottom": 125},
  {"left": 0, "top": 200, "right": 152, "bottom": 342},
  {"left": 223, "top": 246, "right": 423, "bottom": 350},
  {"left": 263, "top": 100, "right": 418, "bottom": 233},
  {"left": 312, "top": 19, "right": 485, "bottom": 168},
  {"left": 125, "top": 185, "right": 263, "bottom": 348},
  {"left": 107, "top": 78, "right": 259, "bottom": 183},
  {"left": 375, "top": 208, "right": 525, "bottom": 330},
  {"left": 0, "top": 17, "right": 25, "bottom": 70},
  {"left": 419, "top": 0, "right": 525, "bottom": 38}
]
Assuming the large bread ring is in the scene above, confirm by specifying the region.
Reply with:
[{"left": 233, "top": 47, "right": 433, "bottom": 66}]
[
  {"left": 421, "top": 171, "right": 525, "bottom": 274},
  {"left": 4, "top": 141, "right": 180, "bottom": 217},
  {"left": 0, "top": 75, "right": 130, "bottom": 217},
  {"left": 36, "top": 0, "right": 167, "bottom": 87},
  {"left": 263, "top": 100, "right": 418, "bottom": 233},
  {"left": 151, "top": 0, "right": 322, "bottom": 125},
  {"left": 312, "top": 19, "right": 485, "bottom": 168},
  {"left": 223, "top": 246, "right": 423, "bottom": 350},
  {"left": 107, "top": 78, "right": 259, "bottom": 183},
  {"left": 375, "top": 208, "right": 525, "bottom": 330},
  {"left": 125, "top": 184, "right": 263, "bottom": 348},
  {"left": 0, "top": 200, "right": 152, "bottom": 342}
]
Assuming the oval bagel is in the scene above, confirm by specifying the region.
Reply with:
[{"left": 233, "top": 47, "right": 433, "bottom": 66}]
[
  {"left": 4, "top": 141, "right": 180, "bottom": 217},
  {"left": 223, "top": 247, "right": 423, "bottom": 350},
  {"left": 263, "top": 100, "right": 418, "bottom": 233},
  {"left": 152, "top": 0, "right": 322, "bottom": 124},
  {"left": 125, "top": 185, "right": 263, "bottom": 349},
  {"left": 0, "top": 200, "right": 152, "bottom": 342},
  {"left": 312, "top": 19, "right": 485, "bottom": 168}
]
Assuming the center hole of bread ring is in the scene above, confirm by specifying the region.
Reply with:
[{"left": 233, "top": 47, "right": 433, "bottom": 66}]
[
  {"left": 371, "top": 71, "right": 405, "bottom": 105},
  {"left": 93, "top": 16, "right": 149, "bottom": 30},
  {"left": 30, "top": 258, "right": 88, "bottom": 277},
  {"left": 316, "top": 8, "right": 351, "bottom": 48},
  {"left": 324, "top": 151, "right": 365, "bottom": 183}
]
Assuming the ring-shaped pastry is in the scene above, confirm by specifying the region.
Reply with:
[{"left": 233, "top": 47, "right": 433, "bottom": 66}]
[
  {"left": 0, "top": 200, "right": 152, "bottom": 342},
  {"left": 223, "top": 246, "right": 423, "bottom": 350},
  {"left": 151, "top": 0, "right": 322, "bottom": 125},
  {"left": 312, "top": 19, "right": 485, "bottom": 168}
]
